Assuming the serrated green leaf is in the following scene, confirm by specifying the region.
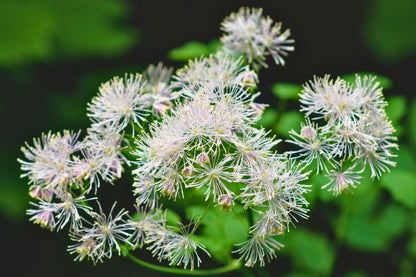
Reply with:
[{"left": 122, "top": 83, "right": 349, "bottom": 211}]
[
  {"left": 284, "top": 229, "right": 335, "bottom": 275},
  {"left": 381, "top": 169, "right": 416, "bottom": 208},
  {"left": 271, "top": 83, "right": 302, "bottom": 100},
  {"left": 276, "top": 111, "right": 303, "bottom": 137}
]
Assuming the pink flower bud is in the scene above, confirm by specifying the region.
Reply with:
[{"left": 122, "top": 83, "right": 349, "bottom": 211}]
[
  {"left": 301, "top": 125, "right": 317, "bottom": 140},
  {"left": 218, "top": 194, "right": 233, "bottom": 211},
  {"left": 197, "top": 152, "right": 209, "bottom": 164}
]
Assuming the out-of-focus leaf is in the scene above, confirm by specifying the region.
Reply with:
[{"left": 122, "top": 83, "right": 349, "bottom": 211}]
[
  {"left": 381, "top": 169, "right": 416, "bottom": 208},
  {"left": 344, "top": 203, "right": 407, "bottom": 253},
  {"left": 376, "top": 204, "right": 407, "bottom": 237},
  {"left": 363, "top": 0, "right": 416, "bottom": 63},
  {"left": 341, "top": 72, "right": 393, "bottom": 90},
  {"left": 185, "top": 205, "right": 247, "bottom": 264},
  {"left": 408, "top": 99, "right": 416, "bottom": 146},
  {"left": 344, "top": 213, "right": 387, "bottom": 252},
  {"left": 168, "top": 40, "right": 221, "bottom": 61},
  {"left": 0, "top": 163, "right": 28, "bottom": 222},
  {"left": 271, "top": 83, "right": 302, "bottom": 100},
  {"left": 385, "top": 96, "right": 406, "bottom": 128},
  {"left": 283, "top": 229, "right": 335, "bottom": 275},
  {"left": 343, "top": 271, "right": 368, "bottom": 277},
  {"left": 408, "top": 235, "right": 416, "bottom": 257},
  {"left": 0, "top": 1, "right": 55, "bottom": 66},
  {"left": 0, "top": 0, "right": 137, "bottom": 67},
  {"left": 256, "top": 109, "right": 278, "bottom": 128},
  {"left": 276, "top": 111, "right": 303, "bottom": 137},
  {"left": 165, "top": 209, "right": 181, "bottom": 227}
]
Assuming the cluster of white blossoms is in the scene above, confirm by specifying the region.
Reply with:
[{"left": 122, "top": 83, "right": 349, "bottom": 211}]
[
  {"left": 288, "top": 75, "right": 398, "bottom": 195},
  {"left": 221, "top": 7, "right": 294, "bottom": 70},
  {"left": 18, "top": 6, "right": 396, "bottom": 272}
]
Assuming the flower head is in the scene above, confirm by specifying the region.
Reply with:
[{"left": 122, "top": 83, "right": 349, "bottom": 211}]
[
  {"left": 87, "top": 73, "right": 148, "bottom": 133},
  {"left": 221, "top": 7, "right": 294, "bottom": 69}
]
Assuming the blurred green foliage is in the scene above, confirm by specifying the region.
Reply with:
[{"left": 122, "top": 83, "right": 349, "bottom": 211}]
[
  {"left": 0, "top": 0, "right": 137, "bottom": 67},
  {"left": 168, "top": 40, "right": 222, "bottom": 61},
  {"left": 363, "top": 0, "right": 416, "bottom": 63}
]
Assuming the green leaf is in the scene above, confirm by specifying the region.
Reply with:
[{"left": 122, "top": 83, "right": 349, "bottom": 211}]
[
  {"left": 256, "top": 109, "right": 278, "bottom": 129},
  {"left": 341, "top": 72, "right": 393, "bottom": 90},
  {"left": 284, "top": 229, "right": 335, "bottom": 275},
  {"left": 376, "top": 204, "right": 407, "bottom": 237},
  {"left": 344, "top": 213, "right": 388, "bottom": 252},
  {"left": 363, "top": 0, "right": 416, "bottom": 63},
  {"left": 185, "top": 205, "right": 248, "bottom": 264},
  {"left": 0, "top": 0, "right": 137, "bottom": 67},
  {"left": 407, "top": 235, "right": 416, "bottom": 257},
  {"left": 385, "top": 96, "right": 406, "bottom": 124},
  {"left": 408, "top": 98, "right": 416, "bottom": 146},
  {"left": 165, "top": 209, "right": 181, "bottom": 227},
  {"left": 343, "top": 203, "right": 407, "bottom": 253},
  {"left": 275, "top": 111, "right": 303, "bottom": 137},
  {"left": 381, "top": 169, "right": 416, "bottom": 208},
  {"left": 271, "top": 83, "right": 302, "bottom": 100},
  {"left": 121, "top": 244, "right": 130, "bottom": 257},
  {"left": 168, "top": 40, "right": 221, "bottom": 61}
]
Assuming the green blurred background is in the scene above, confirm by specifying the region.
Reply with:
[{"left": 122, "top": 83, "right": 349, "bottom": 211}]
[{"left": 1, "top": 0, "right": 415, "bottom": 276}]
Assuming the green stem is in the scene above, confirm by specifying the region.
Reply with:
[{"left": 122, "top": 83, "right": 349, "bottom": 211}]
[
  {"left": 127, "top": 253, "right": 241, "bottom": 275},
  {"left": 231, "top": 206, "right": 250, "bottom": 232},
  {"left": 189, "top": 201, "right": 213, "bottom": 237}
]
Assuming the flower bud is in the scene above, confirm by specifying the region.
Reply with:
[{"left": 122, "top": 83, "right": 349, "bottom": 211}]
[
  {"left": 301, "top": 125, "right": 317, "bottom": 140},
  {"left": 218, "top": 194, "right": 233, "bottom": 211},
  {"left": 197, "top": 152, "right": 209, "bottom": 164}
]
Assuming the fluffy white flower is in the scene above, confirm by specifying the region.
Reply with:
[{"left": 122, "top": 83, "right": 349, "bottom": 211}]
[
  {"left": 221, "top": 7, "right": 294, "bottom": 69},
  {"left": 234, "top": 233, "right": 283, "bottom": 267},
  {"left": 19, "top": 130, "right": 82, "bottom": 191},
  {"left": 87, "top": 73, "right": 149, "bottom": 133},
  {"left": 173, "top": 53, "right": 258, "bottom": 95}
]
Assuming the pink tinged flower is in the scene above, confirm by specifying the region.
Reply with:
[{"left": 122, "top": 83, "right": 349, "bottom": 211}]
[
  {"left": 182, "top": 166, "right": 194, "bottom": 177},
  {"left": 218, "top": 194, "right": 233, "bottom": 211},
  {"left": 75, "top": 237, "right": 97, "bottom": 262},
  {"left": 234, "top": 233, "right": 283, "bottom": 267},
  {"left": 196, "top": 152, "right": 209, "bottom": 164},
  {"left": 301, "top": 125, "right": 317, "bottom": 140},
  {"left": 322, "top": 163, "right": 363, "bottom": 195},
  {"left": 29, "top": 185, "right": 54, "bottom": 201},
  {"left": 27, "top": 205, "right": 55, "bottom": 230},
  {"left": 89, "top": 202, "right": 135, "bottom": 259},
  {"left": 161, "top": 180, "right": 176, "bottom": 198},
  {"left": 87, "top": 73, "right": 148, "bottom": 133}
]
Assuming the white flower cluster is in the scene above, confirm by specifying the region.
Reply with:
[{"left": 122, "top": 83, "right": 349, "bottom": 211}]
[
  {"left": 19, "top": 63, "right": 178, "bottom": 263},
  {"left": 18, "top": 6, "right": 396, "bottom": 272},
  {"left": 288, "top": 75, "right": 398, "bottom": 195},
  {"left": 221, "top": 7, "right": 294, "bottom": 70},
  {"left": 132, "top": 79, "right": 309, "bottom": 266}
]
